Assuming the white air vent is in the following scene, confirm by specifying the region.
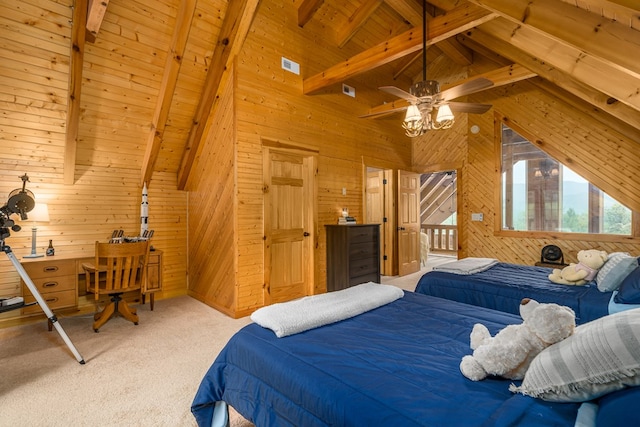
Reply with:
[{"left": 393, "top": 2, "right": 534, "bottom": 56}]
[
  {"left": 342, "top": 84, "right": 355, "bottom": 97},
  {"left": 281, "top": 57, "right": 300, "bottom": 75}
]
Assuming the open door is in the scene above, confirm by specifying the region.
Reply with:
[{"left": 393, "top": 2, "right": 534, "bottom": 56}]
[
  {"left": 365, "top": 168, "right": 396, "bottom": 276},
  {"left": 397, "top": 170, "right": 421, "bottom": 276}
]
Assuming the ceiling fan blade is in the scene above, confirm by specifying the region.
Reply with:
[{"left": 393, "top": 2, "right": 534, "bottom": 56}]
[
  {"left": 359, "top": 104, "right": 408, "bottom": 119},
  {"left": 439, "top": 77, "right": 494, "bottom": 102},
  {"left": 379, "top": 86, "right": 418, "bottom": 102},
  {"left": 447, "top": 102, "right": 492, "bottom": 114}
]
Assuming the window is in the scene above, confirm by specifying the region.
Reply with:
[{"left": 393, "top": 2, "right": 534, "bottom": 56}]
[{"left": 500, "top": 123, "right": 631, "bottom": 236}]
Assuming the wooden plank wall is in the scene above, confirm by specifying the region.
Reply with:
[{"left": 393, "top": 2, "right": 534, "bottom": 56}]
[
  {"left": 413, "top": 75, "right": 640, "bottom": 264},
  {"left": 0, "top": 0, "right": 188, "bottom": 323},
  {"left": 186, "top": 0, "right": 413, "bottom": 317},
  {"left": 186, "top": 63, "right": 238, "bottom": 317}
]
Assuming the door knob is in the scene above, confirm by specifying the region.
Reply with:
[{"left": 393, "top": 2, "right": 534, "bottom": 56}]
[{"left": 303, "top": 232, "right": 310, "bottom": 237}]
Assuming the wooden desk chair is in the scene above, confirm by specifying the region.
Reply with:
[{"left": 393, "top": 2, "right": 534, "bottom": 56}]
[{"left": 82, "top": 240, "right": 151, "bottom": 332}]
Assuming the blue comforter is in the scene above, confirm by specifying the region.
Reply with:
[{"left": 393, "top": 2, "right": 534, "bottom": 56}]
[
  {"left": 192, "top": 292, "right": 580, "bottom": 426},
  {"left": 415, "top": 263, "right": 611, "bottom": 324}
]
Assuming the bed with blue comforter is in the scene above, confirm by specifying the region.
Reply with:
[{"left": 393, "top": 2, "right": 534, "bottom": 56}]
[
  {"left": 191, "top": 291, "right": 584, "bottom": 427},
  {"left": 415, "top": 262, "right": 612, "bottom": 324}
]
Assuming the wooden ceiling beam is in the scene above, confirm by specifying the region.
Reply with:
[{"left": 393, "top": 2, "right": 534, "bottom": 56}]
[
  {"left": 177, "top": 0, "right": 261, "bottom": 190},
  {"left": 384, "top": 0, "right": 422, "bottom": 24},
  {"left": 140, "top": 0, "right": 197, "bottom": 187},
  {"left": 478, "top": 17, "right": 640, "bottom": 113},
  {"left": 385, "top": 0, "right": 473, "bottom": 65},
  {"left": 437, "top": 37, "right": 473, "bottom": 65},
  {"left": 460, "top": 28, "right": 640, "bottom": 131},
  {"left": 362, "top": 63, "right": 535, "bottom": 118},
  {"left": 337, "top": 0, "right": 384, "bottom": 48},
  {"left": 86, "top": 0, "right": 109, "bottom": 38},
  {"left": 64, "top": 0, "right": 88, "bottom": 185},
  {"left": 467, "top": 0, "right": 640, "bottom": 78},
  {"left": 303, "top": 3, "right": 496, "bottom": 94},
  {"left": 298, "top": 0, "right": 325, "bottom": 27}
]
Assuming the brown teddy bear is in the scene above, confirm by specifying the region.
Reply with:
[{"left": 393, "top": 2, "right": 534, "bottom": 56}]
[
  {"left": 548, "top": 249, "right": 608, "bottom": 286},
  {"left": 460, "top": 298, "right": 576, "bottom": 381}
]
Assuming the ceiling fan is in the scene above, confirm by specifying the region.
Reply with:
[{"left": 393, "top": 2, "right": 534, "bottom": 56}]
[{"left": 376, "top": 1, "right": 493, "bottom": 137}]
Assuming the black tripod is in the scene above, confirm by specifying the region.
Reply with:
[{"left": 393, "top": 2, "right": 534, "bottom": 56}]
[{"left": 2, "top": 241, "right": 85, "bottom": 364}]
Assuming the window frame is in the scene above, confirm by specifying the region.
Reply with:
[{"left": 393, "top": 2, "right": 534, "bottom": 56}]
[{"left": 493, "top": 113, "right": 640, "bottom": 242}]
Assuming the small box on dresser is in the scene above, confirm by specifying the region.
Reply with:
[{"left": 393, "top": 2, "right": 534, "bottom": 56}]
[{"left": 325, "top": 224, "right": 380, "bottom": 292}]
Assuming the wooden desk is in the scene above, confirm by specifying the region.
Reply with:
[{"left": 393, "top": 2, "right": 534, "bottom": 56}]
[{"left": 20, "top": 249, "right": 163, "bottom": 321}]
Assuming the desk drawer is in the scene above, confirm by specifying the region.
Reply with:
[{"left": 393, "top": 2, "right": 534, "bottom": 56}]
[
  {"left": 22, "top": 288, "right": 77, "bottom": 315},
  {"left": 22, "top": 259, "right": 76, "bottom": 279},
  {"left": 24, "top": 275, "right": 76, "bottom": 293}
]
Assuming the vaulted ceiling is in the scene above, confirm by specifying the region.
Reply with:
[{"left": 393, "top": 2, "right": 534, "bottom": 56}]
[{"left": 61, "top": 0, "right": 640, "bottom": 189}]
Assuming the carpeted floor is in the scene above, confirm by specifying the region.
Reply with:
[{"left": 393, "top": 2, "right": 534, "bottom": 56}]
[
  {"left": 0, "top": 254, "right": 454, "bottom": 426},
  {"left": 0, "top": 296, "right": 252, "bottom": 427}
]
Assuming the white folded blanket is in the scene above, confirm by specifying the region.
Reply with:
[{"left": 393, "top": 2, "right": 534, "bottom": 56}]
[
  {"left": 250, "top": 282, "right": 404, "bottom": 337},
  {"left": 433, "top": 257, "right": 498, "bottom": 275}
]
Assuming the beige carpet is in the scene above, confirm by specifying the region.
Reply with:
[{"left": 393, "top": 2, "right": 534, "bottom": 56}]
[
  {"left": 0, "top": 256, "right": 452, "bottom": 426},
  {"left": 0, "top": 296, "right": 254, "bottom": 427}
]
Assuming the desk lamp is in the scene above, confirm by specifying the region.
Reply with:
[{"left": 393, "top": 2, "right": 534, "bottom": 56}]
[{"left": 23, "top": 203, "right": 49, "bottom": 258}]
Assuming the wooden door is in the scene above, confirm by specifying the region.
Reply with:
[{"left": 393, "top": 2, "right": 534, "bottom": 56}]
[
  {"left": 397, "top": 170, "right": 421, "bottom": 276},
  {"left": 263, "top": 148, "right": 316, "bottom": 304},
  {"left": 365, "top": 170, "right": 385, "bottom": 274}
]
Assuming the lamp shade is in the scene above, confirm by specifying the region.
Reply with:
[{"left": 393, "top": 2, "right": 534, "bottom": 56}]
[
  {"left": 29, "top": 203, "right": 50, "bottom": 223},
  {"left": 436, "top": 104, "right": 454, "bottom": 122},
  {"left": 404, "top": 104, "right": 422, "bottom": 122}
]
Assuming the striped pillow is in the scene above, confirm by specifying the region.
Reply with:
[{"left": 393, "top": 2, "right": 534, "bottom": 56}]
[
  {"left": 510, "top": 308, "right": 640, "bottom": 402},
  {"left": 596, "top": 252, "right": 638, "bottom": 292}
]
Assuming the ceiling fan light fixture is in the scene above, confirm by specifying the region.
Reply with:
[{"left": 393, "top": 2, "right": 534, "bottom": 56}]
[
  {"left": 433, "top": 104, "right": 455, "bottom": 129},
  {"left": 436, "top": 104, "right": 454, "bottom": 122},
  {"left": 403, "top": 105, "right": 424, "bottom": 137},
  {"left": 410, "top": 80, "right": 440, "bottom": 98}
]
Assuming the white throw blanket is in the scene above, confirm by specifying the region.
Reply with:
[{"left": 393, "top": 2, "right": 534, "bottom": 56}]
[
  {"left": 250, "top": 282, "right": 404, "bottom": 337},
  {"left": 433, "top": 257, "right": 498, "bottom": 275}
]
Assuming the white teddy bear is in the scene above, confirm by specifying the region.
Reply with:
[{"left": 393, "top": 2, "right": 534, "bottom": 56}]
[{"left": 460, "top": 298, "right": 576, "bottom": 381}]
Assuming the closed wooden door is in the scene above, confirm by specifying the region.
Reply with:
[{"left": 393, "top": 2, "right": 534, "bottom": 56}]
[
  {"left": 263, "top": 148, "right": 316, "bottom": 304},
  {"left": 397, "top": 170, "right": 421, "bottom": 276}
]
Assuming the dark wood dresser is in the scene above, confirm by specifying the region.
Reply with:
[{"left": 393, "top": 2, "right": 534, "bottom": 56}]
[{"left": 325, "top": 224, "right": 380, "bottom": 292}]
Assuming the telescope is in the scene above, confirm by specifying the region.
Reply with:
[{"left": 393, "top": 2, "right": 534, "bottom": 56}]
[
  {"left": 0, "top": 174, "right": 35, "bottom": 240},
  {"left": 0, "top": 174, "right": 85, "bottom": 364}
]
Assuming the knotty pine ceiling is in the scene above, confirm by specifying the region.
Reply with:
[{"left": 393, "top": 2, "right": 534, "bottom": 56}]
[{"left": 10, "top": 0, "right": 638, "bottom": 190}]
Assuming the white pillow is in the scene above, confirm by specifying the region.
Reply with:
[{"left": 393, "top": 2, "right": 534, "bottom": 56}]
[
  {"left": 596, "top": 253, "right": 638, "bottom": 292},
  {"left": 510, "top": 308, "right": 640, "bottom": 402}
]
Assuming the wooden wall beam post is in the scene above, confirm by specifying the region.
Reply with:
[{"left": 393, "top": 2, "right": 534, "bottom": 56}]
[
  {"left": 64, "top": 0, "right": 88, "bottom": 185},
  {"left": 177, "top": 0, "right": 261, "bottom": 190},
  {"left": 140, "top": 0, "right": 197, "bottom": 186}
]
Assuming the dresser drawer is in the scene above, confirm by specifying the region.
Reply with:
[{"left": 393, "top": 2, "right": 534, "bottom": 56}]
[
  {"left": 349, "top": 272, "right": 380, "bottom": 286},
  {"left": 349, "top": 241, "right": 378, "bottom": 260},
  {"left": 349, "top": 257, "right": 378, "bottom": 277},
  {"left": 348, "top": 227, "right": 378, "bottom": 244},
  {"left": 22, "top": 259, "right": 76, "bottom": 279},
  {"left": 22, "top": 288, "right": 77, "bottom": 315}
]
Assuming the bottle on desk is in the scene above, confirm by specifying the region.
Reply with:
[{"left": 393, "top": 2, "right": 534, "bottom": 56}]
[{"left": 46, "top": 240, "right": 55, "bottom": 256}]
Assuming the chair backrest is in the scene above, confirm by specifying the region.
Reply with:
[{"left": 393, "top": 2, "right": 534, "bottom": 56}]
[{"left": 93, "top": 240, "right": 151, "bottom": 293}]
